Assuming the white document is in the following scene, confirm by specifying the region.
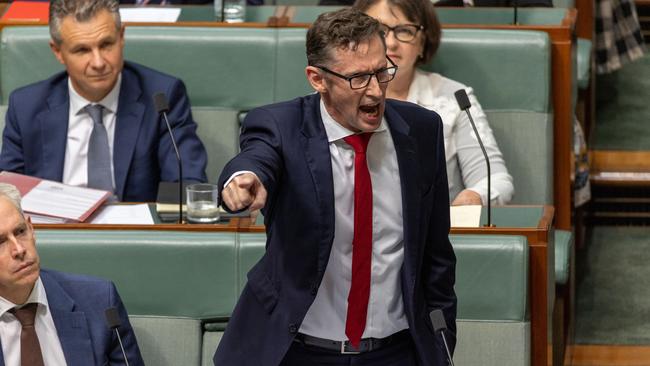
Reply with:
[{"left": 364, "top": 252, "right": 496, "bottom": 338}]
[
  {"left": 119, "top": 8, "right": 181, "bottom": 23},
  {"left": 22, "top": 181, "right": 108, "bottom": 221},
  {"left": 28, "top": 214, "right": 69, "bottom": 224},
  {"left": 450, "top": 205, "right": 482, "bottom": 228},
  {"left": 91, "top": 204, "right": 154, "bottom": 225}
]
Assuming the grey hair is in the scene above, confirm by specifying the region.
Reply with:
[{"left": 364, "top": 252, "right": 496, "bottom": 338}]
[
  {"left": 0, "top": 183, "right": 24, "bottom": 216},
  {"left": 49, "top": 0, "right": 122, "bottom": 45}
]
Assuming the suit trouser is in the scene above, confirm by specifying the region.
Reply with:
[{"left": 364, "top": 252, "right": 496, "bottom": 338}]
[{"left": 279, "top": 333, "right": 418, "bottom": 366}]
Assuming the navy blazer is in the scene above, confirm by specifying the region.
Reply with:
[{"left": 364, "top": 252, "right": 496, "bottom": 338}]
[
  {"left": 0, "top": 61, "right": 208, "bottom": 202},
  {"left": 0, "top": 269, "right": 144, "bottom": 366},
  {"left": 214, "top": 94, "right": 457, "bottom": 366}
]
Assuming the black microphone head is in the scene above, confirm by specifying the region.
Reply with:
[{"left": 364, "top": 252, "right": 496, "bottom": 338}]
[
  {"left": 153, "top": 92, "right": 170, "bottom": 114},
  {"left": 429, "top": 309, "right": 448, "bottom": 333},
  {"left": 454, "top": 89, "right": 471, "bottom": 111},
  {"left": 105, "top": 307, "right": 122, "bottom": 329}
]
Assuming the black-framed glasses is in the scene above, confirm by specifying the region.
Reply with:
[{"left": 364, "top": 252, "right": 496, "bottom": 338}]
[
  {"left": 379, "top": 23, "right": 424, "bottom": 43},
  {"left": 316, "top": 56, "right": 398, "bottom": 90}
]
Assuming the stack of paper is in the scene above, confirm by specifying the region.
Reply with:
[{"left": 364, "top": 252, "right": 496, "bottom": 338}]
[{"left": 0, "top": 172, "right": 111, "bottom": 223}]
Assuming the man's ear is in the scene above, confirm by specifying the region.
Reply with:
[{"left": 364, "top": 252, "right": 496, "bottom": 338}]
[
  {"left": 49, "top": 40, "right": 65, "bottom": 65},
  {"left": 305, "top": 66, "right": 328, "bottom": 94}
]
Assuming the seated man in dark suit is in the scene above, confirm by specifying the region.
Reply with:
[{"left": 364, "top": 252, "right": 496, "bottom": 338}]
[
  {"left": 0, "top": 183, "right": 144, "bottom": 365},
  {"left": 0, "top": 0, "right": 208, "bottom": 202}
]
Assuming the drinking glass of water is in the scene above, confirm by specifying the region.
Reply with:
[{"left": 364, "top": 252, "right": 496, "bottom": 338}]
[
  {"left": 215, "top": 0, "right": 246, "bottom": 22},
  {"left": 186, "top": 183, "right": 221, "bottom": 224}
]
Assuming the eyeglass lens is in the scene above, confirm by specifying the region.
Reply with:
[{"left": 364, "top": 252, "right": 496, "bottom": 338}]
[{"left": 381, "top": 24, "right": 420, "bottom": 42}]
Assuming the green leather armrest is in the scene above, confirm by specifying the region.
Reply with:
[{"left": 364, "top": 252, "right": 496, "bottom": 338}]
[
  {"left": 554, "top": 230, "right": 573, "bottom": 286},
  {"left": 577, "top": 38, "right": 592, "bottom": 90}
]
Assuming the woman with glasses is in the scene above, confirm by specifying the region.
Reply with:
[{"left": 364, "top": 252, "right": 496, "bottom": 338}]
[{"left": 355, "top": 0, "right": 514, "bottom": 206}]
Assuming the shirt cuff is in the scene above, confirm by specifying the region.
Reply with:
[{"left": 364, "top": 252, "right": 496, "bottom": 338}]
[{"left": 224, "top": 171, "right": 258, "bottom": 188}]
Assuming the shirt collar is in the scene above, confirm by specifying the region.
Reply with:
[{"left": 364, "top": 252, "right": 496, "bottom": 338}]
[
  {"left": 319, "top": 99, "right": 388, "bottom": 143},
  {"left": 69, "top": 73, "right": 122, "bottom": 116},
  {"left": 0, "top": 277, "right": 48, "bottom": 317}
]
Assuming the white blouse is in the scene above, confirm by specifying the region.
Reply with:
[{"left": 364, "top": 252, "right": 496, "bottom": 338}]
[{"left": 407, "top": 70, "right": 514, "bottom": 205}]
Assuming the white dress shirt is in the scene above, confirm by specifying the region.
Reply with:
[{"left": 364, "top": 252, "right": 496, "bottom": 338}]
[
  {"left": 298, "top": 100, "right": 409, "bottom": 341},
  {"left": 62, "top": 75, "right": 122, "bottom": 190},
  {"left": 407, "top": 69, "right": 514, "bottom": 205},
  {"left": 0, "top": 278, "right": 68, "bottom": 366}
]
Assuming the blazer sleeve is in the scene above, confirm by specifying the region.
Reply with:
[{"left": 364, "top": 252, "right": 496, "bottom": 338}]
[
  {"left": 0, "top": 92, "right": 26, "bottom": 173},
  {"left": 157, "top": 78, "right": 208, "bottom": 183},
  {"left": 218, "top": 107, "right": 283, "bottom": 211},
  {"left": 108, "top": 282, "right": 145, "bottom": 366},
  {"left": 421, "top": 115, "right": 457, "bottom": 356}
]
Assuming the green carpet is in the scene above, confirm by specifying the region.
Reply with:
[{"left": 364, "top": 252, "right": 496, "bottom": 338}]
[
  {"left": 575, "top": 226, "right": 650, "bottom": 344},
  {"left": 593, "top": 54, "right": 650, "bottom": 150}
]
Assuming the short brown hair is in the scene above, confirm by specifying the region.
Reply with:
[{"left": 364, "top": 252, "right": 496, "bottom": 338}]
[
  {"left": 354, "top": 0, "right": 442, "bottom": 65},
  {"left": 49, "top": 0, "right": 121, "bottom": 45},
  {"left": 306, "top": 8, "right": 385, "bottom": 67}
]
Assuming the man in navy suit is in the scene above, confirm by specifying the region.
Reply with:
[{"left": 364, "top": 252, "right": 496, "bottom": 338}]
[
  {"left": 0, "top": 0, "right": 207, "bottom": 202},
  {"left": 214, "top": 8, "right": 456, "bottom": 366},
  {"left": 0, "top": 183, "right": 144, "bottom": 365}
]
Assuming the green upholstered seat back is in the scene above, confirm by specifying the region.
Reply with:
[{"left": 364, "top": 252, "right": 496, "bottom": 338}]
[
  {"left": 36, "top": 230, "right": 239, "bottom": 318},
  {"left": 0, "top": 26, "right": 278, "bottom": 109},
  {"left": 192, "top": 107, "right": 240, "bottom": 182},
  {"left": 436, "top": 7, "right": 567, "bottom": 25},
  {"left": 36, "top": 229, "right": 241, "bottom": 366},
  {"left": 274, "top": 28, "right": 312, "bottom": 102},
  {"left": 0, "top": 27, "right": 62, "bottom": 103},
  {"left": 425, "top": 29, "right": 553, "bottom": 205},
  {"left": 451, "top": 234, "right": 530, "bottom": 366},
  {"left": 452, "top": 234, "right": 529, "bottom": 321}
]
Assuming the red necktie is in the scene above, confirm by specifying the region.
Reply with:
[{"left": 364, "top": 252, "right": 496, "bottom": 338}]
[{"left": 343, "top": 133, "right": 373, "bottom": 348}]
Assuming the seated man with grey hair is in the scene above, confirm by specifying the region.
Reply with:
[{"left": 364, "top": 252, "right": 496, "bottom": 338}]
[
  {"left": 0, "top": 0, "right": 208, "bottom": 202},
  {"left": 0, "top": 183, "right": 144, "bottom": 365}
]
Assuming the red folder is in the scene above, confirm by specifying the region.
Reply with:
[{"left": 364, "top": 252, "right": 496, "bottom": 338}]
[{"left": 1, "top": 1, "right": 50, "bottom": 22}]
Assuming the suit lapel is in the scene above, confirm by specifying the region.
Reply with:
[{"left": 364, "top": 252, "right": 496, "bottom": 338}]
[
  {"left": 39, "top": 81, "right": 69, "bottom": 181},
  {"left": 0, "top": 340, "right": 4, "bottom": 366},
  {"left": 113, "top": 65, "right": 145, "bottom": 199},
  {"left": 40, "top": 271, "right": 96, "bottom": 366},
  {"left": 385, "top": 103, "right": 421, "bottom": 288},
  {"left": 300, "top": 95, "right": 335, "bottom": 275}
]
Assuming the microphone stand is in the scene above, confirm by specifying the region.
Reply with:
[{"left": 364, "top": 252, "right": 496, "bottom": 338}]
[
  {"left": 465, "top": 110, "right": 492, "bottom": 227},
  {"left": 160, "top": 112, "right": 184, "bottom": 224},
  {"left": 454, "top": 89, "right": 493, "bottom": 227}
]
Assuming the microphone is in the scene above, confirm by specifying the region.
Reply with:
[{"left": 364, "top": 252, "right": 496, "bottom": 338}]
[
  {"left": 454, "top": 89, "right": 493, "bottom": 227},
  {"left": 430, "top": 309, "right": 455, "bottom": 366},
  {"left": 105, "top": 307, "right": 131, "bottom": 366},
  {"left": 154, "top": 92, "right": 184, "bottom": 224}
]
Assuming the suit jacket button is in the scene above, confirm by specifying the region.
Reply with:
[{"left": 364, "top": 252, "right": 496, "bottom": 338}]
[{"left": 289, "top": 324, "right": 298, "bottom": 334}]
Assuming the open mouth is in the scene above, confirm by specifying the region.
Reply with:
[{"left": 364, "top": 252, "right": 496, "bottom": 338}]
[{"left": 359, "top": 103, "right": 380, "bottom": 119}]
